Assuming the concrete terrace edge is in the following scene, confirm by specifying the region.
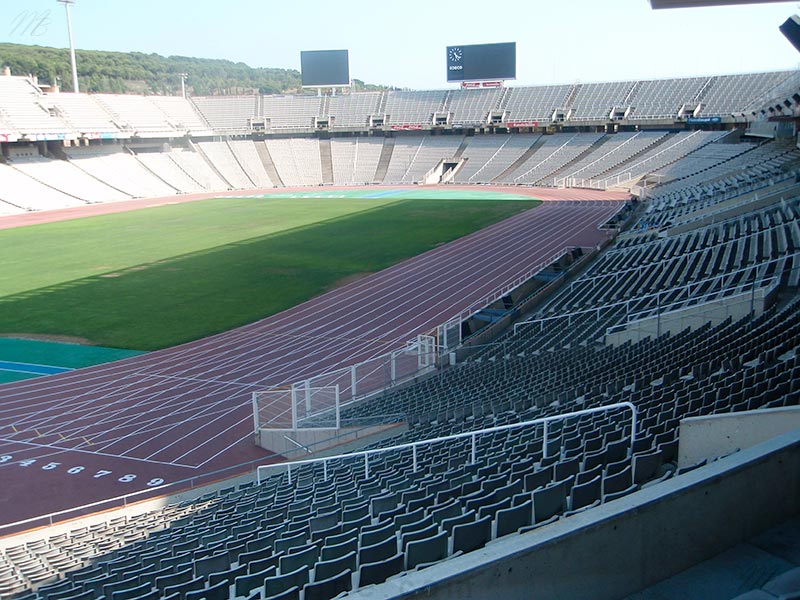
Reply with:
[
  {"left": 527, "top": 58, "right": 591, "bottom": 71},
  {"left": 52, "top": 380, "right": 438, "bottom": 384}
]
[{"left": 346, "top": 427, "right": 800, "bottom": 600}]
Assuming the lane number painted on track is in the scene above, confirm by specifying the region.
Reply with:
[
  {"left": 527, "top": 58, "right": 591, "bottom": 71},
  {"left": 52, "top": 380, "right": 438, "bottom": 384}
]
[{"left": 0, "top": 455, "right": 166, "bottom": 486}]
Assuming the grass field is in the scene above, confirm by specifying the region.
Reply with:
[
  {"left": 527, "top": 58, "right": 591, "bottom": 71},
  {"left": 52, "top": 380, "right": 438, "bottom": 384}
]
[{"left": 0, "top": 191, "right": 539, "bottom": 350}]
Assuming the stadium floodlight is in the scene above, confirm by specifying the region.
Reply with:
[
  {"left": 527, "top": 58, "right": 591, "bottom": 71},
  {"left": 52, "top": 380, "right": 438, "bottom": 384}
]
[
  {"left": 57, "top": 0, "right": 79, "bottom": 93},
  {"left": 180, "top": 72, "right": 188, "bottom": 98}
]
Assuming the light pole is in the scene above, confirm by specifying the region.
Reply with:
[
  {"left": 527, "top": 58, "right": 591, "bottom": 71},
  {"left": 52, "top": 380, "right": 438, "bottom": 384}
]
[
  {"left": 57, "top": 0, "right": 79, "bottom": 93},
  {"left": 180, "top": 73, "right": 188, "bottom": 98}
]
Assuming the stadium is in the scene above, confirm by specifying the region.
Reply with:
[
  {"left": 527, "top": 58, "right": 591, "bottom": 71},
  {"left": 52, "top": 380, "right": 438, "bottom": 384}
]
[{"left": 1, "top": 0, "right": 800, "bottom": 598}]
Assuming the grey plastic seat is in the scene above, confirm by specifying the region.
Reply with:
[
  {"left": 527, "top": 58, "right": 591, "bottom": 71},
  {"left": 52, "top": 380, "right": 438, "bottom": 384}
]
[
  {"left": 359, "top": 521, "right": 395, "bottom": 548},
  {"left": 264, "top": 585, "right": 300, "bottom": 600},
  {"left": 569, "top": 475, "right": 602, "bottom": 512},
  {"left": 163, "top": 575, "right": 204, "bottom": 600},
  {"left": 478, "top": 496, "right": 512, "bottom": 520},
  {"left": 633, "top": 450, "right": 664, "bottom": 485},
  {"left": 302, "top": 568, "right": 352, "bottom": 600},
  {"left": 320, "top": 536, "right": 358, "bottom": 562},
  {"left": 247, "top": 551, "right": 284, "bottom": 575},
  {"left": 274, "top": 531, "right": 307, "bottom": 554},
  {"left": 184, "top": 578, "right": 229, "bottom": 600},
  {"left": 394, "top": 507, "right": 425, "bottom": 529},
  {"left": 401, "top": 523, "right": 439, "bottom": 551},
  {"left": 728, "top": 591, "right": 779, "bottom": 600},
  {"left": 111, "top": 583, "right": 152, "bottom": 600},
  {"left": 358, "top": 552, "right": 405, "bottom": 587},
  {"left": 370, "top": 493, "right": 400, "bottom": 517},
  {"left": 430, "top": 499, "right": 462, "bottom": 525},
  {"left": 495, "top": 499, "right": 533, "bottom": 538},
  {"left": 263, "top": 565, "right": 309, "bottom": 599},
  {"left": 208, "top": 562, "right": 246, "bottom": 588},
  {"left": 532, "top": 477, "right": 572, "bottom": 524},
  {"left": 524, "top": 465, "right": 555, "bottom": 492},
  {"left": 763, "top": 566, "right": 800, "bottom": 598},
  {"left": 278, "top": 544, "right": 319, "bottom": 575},
  {"left": 103, "top": 577, "right": 141, "bottom": 600},
  {"left": 193, "top": 551, "right": 229, "bottom": 579},
  {"left": 441, "top": 510, "right": 476, "bottom": 535},
  {"left": 358, "top": 535, "right": 397, "bottom": 565},
  {"left": 122, "top": 590, "right": 159, "bottom": 600},
  {"left": 406, "top": 531, "right": 449, "bottom": 570},
  {"left": 155, "top": 568, "right": 194, "bottom": 593},
  {"left": 234, "top": 565, "right": 277, "bottom": 598},
  {"left": 602, "top": 465, "right": 638, "bottom": 500},
  {"left": 398, "top": 514, "right": 435, "bottom": 538},
  {"left": 310, "top": 510, "right": 341, "bottom": 535},
  {"left": 237, "top": 545, "right": 273, "bottom": 567},
  {"left": 324, "top": 527, "right": 358, "bottom": 547},
  {"left": 313, "top": 550, "right": 357, "bottom": 582},
  {"left": 41, "top": 583, "right": 81, "bottom": 600},
  {"left": 452, "top": 514, "right": 492, "bottom": 554}
]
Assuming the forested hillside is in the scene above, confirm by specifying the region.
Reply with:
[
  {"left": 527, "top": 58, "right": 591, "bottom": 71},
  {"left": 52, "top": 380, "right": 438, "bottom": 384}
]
[{"left": 0, "top": 43, "right": 390, "bottom": 95}]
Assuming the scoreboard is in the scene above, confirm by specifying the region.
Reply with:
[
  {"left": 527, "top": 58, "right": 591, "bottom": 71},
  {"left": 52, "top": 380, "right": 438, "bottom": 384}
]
[
  {"left": 301, "top": 49, "right": 350, "bottom": 87},
  {"left": 446, "top": 42, "right": 516, "bottom": 83}
]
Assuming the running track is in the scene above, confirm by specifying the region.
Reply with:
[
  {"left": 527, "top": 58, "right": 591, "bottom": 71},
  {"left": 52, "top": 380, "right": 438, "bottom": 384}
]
[{"left": 0, "top": 186, "right": 628, "bottom": 529}]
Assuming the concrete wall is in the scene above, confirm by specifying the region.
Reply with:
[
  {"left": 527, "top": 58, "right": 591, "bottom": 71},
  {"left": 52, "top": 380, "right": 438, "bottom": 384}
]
[
  {"left": 745, "top": 121, "right": 778, "bottom": 139},
  {"left": 605, "top": 287, "right": 770, "bottom": 346},
  {"left": 346, "top": 429, "right": 800, "bottom": 600},
  {"left": 258, "top": 421, "right": 407, "bottom": 457},
  {"left": 679, "top": 406, "right": 800, "bottom": 468},
  {"left": 667, "top": 181, "right": 800, "bottom": 236}
]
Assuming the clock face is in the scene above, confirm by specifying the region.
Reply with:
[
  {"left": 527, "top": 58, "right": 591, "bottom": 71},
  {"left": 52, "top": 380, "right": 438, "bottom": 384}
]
[{"left": 448, "top": 47, "right": 462, "bottom": 62}]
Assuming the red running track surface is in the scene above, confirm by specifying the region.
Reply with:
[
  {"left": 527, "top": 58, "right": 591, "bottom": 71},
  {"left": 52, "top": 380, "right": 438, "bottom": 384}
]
[{"left": 0, "top": 186, "right": 628, "bottom": 529}]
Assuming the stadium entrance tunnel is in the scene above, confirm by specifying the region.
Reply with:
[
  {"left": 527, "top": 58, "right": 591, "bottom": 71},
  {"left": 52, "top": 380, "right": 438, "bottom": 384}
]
[{"left": 420, "top": 158, "right": 466, "bottom": 184}]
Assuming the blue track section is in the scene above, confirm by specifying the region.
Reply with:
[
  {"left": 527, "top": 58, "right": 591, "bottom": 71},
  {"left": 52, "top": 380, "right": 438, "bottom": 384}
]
[
  {"left": 362, "top": 189, "right": 407, "bottom": 199},
  {"left": 0, "top": 361, "right": 73, "bottom": 375}
]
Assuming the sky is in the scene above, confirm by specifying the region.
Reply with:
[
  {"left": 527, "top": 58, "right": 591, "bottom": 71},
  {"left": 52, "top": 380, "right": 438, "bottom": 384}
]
[{"left": 0, "top": 0, "right": 799, "bottom": 90}]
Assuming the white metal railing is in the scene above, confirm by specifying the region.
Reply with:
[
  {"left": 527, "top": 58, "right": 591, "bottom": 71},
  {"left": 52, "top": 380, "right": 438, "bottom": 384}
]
[
  {"left": 665, "top": 179, "right": 800, "bottom": 230},
  {"left": 254, "top": 337, "right": 440, "bottom": 432},
  {"left": 513, "top": 254, "right": 796, "bottom": 335},
  {"left": 604, "top": 276, "right": 780, "bottom": 337},
  {"left": 256, "top": 402, "right": 637, "bottom": 485},
  {"left": 570, "top": 249, "right": 800, "bottom": 299}
]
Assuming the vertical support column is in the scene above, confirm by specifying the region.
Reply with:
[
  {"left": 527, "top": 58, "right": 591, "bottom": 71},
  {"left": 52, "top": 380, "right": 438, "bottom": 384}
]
[
  {"left": 335, "top": 385, "right": 341, "bottom": 430},
  {"left": 542, "top": 420, "right": 549, "bottom": 459},
  {"left": 412, "top": 445, "right": 418, "bottom": 472},
  {"left": 251, "top": 392, "right": 260, "bottom": 439},
  {"left": 304, "top": 380, "right": 312, "bottom": 416},
  {"left": 364, "top": 454, "right": 369, "bottom": 479},
  {"left": 470, "top": 433, "right": 477, "bottom": 465},
  {"left": 291, "top": 384, "right": 298, "bottom": 430},
  {"left": 351, "top": 365, "right": 357, "bottom": 400}
]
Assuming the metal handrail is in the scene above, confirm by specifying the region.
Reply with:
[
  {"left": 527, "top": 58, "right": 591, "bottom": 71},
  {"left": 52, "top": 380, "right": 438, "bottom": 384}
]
[
  {"left": 514, "top": 253, "right": 799, "bottom": 334},
  {"left": 257, "top": 402, "right": 637, "bottom": 485}
]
